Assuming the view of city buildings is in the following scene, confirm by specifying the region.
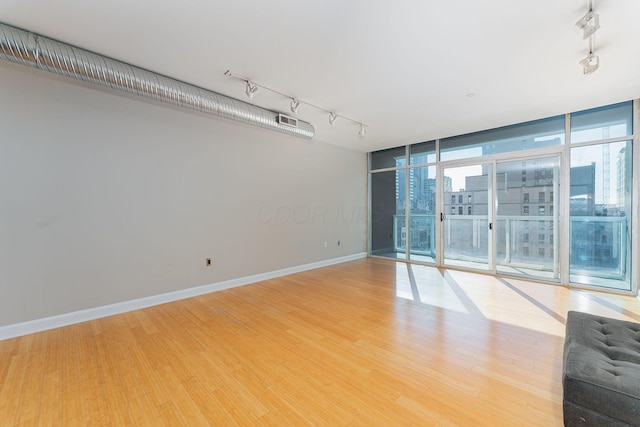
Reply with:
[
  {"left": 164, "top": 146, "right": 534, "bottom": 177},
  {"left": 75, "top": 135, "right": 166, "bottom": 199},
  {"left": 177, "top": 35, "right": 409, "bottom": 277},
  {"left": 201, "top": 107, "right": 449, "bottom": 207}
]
[
  {"left": 393, "top": 151, "right": 629, "bottom": 275},
  {"left": 371, "top": 101, "right": 633, "bottom": 290}
]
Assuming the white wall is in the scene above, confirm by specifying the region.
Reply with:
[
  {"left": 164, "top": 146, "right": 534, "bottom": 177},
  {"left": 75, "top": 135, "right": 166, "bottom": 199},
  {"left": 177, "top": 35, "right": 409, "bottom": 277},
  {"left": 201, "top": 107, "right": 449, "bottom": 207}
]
[{"left": 0, "top": 63, "right": 367, "bottom": 327}]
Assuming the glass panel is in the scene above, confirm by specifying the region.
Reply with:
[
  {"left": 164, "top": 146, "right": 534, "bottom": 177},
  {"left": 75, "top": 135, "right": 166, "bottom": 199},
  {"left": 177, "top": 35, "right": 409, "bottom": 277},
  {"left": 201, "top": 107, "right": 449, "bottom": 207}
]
[
  {"left": 408, "top": 166, "right": 436, "bottom": 263},
  {"left": 370, "top": 146, "right": 406, "bottom": 170},
  {"left": 371, "top": 170, "right": 406, "bottom": 259},
  {"left": 571, "top": 101, "right": 633, "bottom": 144},
  {"left": 410, "top": 141, "right": 436, "bottom": 165},
  {"left": 570, "top": 141, "right": 632, "bottom": 290},
  {"left": 443, "top": 164, "right": 491, "bottom": 270},
  {"left": 440, "top": 116, "right": 565, "bottom": 162},
  {"left": 496, "top": 157, "right": 560, "bottom": 280}
]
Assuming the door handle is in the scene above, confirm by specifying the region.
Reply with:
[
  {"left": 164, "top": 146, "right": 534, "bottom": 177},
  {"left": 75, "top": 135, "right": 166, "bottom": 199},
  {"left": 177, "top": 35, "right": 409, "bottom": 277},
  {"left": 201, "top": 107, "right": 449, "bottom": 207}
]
[
  {"left": 440, "top": 212, "right": 445, "bottom": 222},
  {"left": 489, "top": 222, "right": 493, "bottom": 230}
]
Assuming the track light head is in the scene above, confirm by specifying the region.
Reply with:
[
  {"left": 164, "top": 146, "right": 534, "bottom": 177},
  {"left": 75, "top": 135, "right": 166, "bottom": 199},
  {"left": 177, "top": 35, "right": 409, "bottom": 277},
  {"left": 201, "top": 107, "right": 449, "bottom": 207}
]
[
  {"left": 245, "top": 81, "right": 258, "bottom": 99},
  {"left": 575, "top": 3, "right": 600, "bottom": 75},
  {"left": 290, "top": 98, "right": 300, "bottom": 114},
  {"left": 580, "top": 53, "right": 600, "bottom": 75},
  {"left": 225, "top": 71, "right": 363, "bottom": 132},
  {"left": 576, "top": 11, "right": 600, "bottom": 39},
  {"left": 358, "top": 123, "right": 366, "bottom": 138}
]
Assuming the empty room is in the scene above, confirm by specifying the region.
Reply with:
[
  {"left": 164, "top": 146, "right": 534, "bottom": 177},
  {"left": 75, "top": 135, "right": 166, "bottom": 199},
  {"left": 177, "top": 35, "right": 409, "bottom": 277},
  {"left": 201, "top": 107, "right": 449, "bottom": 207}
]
[{"left": 1, "top": 1, "right": 640, "bottom": 425}]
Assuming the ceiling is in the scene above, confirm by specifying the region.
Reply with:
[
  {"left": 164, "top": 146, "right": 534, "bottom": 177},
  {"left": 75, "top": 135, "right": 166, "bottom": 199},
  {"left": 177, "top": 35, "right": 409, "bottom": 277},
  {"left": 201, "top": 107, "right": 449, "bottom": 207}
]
[{"left": 1, "top": 1, "right": 639, "bottom": 153}]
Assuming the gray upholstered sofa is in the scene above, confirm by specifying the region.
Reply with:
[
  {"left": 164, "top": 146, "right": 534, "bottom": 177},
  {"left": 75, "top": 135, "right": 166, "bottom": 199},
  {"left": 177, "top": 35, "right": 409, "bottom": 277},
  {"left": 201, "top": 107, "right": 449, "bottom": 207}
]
[{"left": 563, "top": 311, "right": 640, "bottom": 426}]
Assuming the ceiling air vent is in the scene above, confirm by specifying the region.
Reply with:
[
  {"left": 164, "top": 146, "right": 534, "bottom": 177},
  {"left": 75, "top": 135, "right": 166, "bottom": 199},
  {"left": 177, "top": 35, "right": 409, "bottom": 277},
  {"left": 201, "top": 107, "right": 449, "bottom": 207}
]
[
  {"left": 0, "top": 23, "right": 315, "bottom": 140},
  {"left": 277, "top": 113, "right": 298, "bottom": 128}
]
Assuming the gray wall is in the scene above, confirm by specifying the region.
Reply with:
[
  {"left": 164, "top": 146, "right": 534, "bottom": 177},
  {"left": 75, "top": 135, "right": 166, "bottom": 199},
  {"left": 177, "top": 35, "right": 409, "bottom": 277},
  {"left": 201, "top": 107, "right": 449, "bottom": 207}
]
[{"left": 0, "top": 63, "right": 367, "bottom": 326}]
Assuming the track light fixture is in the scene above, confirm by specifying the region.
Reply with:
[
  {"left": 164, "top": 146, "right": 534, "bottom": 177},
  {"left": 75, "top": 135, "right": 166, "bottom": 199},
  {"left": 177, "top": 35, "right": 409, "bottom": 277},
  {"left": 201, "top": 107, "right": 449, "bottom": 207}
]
[
  {"left": 579, "top": 53, "right": 600, "bottom": 75},
  {"left": 358, "top": 123, "right": 366, "bottom": 138},
  {"left": 245, "top": 81, "right": 259, "bottom": 99},
  {"left": 576, "top": 0, "right": 600, "bottom": 75},
  {"left": 575, "top": 11, "right": 600, "bottom": 39},
  {"left": 290, "top": 98, "right": 300, "bottom": 114},
  {"left": 225, "top": 70, "right": 367, "bottom": 138}
]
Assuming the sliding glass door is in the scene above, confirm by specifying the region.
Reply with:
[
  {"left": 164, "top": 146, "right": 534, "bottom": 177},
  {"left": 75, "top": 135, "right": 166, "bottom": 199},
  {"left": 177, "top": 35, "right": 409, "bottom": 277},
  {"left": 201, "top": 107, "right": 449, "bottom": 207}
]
[
  {"left": 441, "top": 156, "right": 560, "bottom": 281},
  {"left": 442, "top": 163, "right": 492, "bottom": 270},
  {"left": 495, "top": 157, "right": 560, "bottom": 279}
]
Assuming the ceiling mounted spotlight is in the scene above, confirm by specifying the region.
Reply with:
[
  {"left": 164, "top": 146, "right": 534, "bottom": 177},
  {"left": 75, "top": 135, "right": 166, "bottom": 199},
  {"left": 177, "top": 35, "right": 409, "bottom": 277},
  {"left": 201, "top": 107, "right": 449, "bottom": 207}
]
[
  {"left": 358, "top": 123, "right": 366, "bottom": 138},
  {"left": 290, "top": 98, "right": 300, "bottom": 114},
  {"left": 576, "top": 1, "right": 600, "bottom": 75},
  {"left": 245, "top": 81, "right": 259, "bottom": 99},
  {"left": 575, "top": 11, "right": 600, "bottom": 39},
  {"left": 580, "top": 53, "right": 600, "bottom": 75},
  {"left": 225, "top": 70, "right": 364, "bottom": 138}
]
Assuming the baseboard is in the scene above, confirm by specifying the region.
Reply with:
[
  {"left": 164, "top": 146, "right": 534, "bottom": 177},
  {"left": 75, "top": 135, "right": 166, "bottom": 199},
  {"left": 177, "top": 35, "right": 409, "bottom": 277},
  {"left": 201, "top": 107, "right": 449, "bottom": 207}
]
[{"left": 0, "top": 252, "right": 367, "bottom": 341}]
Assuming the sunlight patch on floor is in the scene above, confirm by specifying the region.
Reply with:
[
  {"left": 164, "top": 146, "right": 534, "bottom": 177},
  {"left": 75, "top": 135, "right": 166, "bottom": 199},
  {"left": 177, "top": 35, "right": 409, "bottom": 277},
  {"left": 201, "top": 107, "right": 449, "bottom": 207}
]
[
  {"left": 444, "top": 270, "right": 567, "bottom": 337},
  {"left": 395, "top": 264, "right": 469, "bottom": 314},
  {"left": 390, "top": 260, "right": 640, "bottom": 339}
]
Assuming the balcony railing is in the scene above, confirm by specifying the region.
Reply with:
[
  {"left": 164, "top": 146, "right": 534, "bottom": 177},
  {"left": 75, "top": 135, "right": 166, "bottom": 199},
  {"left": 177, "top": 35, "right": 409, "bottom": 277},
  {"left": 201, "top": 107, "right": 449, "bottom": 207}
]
[{"left": 392, "top": 214, "right": 629, "bottom": 284}]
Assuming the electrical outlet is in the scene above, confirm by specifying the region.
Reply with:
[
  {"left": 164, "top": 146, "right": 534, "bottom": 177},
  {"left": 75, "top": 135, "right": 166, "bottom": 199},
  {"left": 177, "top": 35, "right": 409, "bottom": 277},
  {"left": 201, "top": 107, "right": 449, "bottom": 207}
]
[
  {"left": 323, "top": 241, "right": 327, "bottom": 248},
  {"left": 206, "top": 258, "right": 212, "bottom": 267}
]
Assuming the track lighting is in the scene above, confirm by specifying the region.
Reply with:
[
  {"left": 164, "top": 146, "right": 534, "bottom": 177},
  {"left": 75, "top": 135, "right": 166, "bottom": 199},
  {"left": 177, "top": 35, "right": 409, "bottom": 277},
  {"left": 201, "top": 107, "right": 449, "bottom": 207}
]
[
  {"left": 576, "top": 1, "right": 600, "bottom": 75},
  {"left": 580, "top": 53, "right": 600, "bottom": 75},
  {"left": 575, "top": 11, "right": 600, "bottom": 39},
  {"left": 245, "top": 81, "right": 258, "bottom": 99},
  {"left": 226, "top": 70, "right": 366, "bottom": 138},
  {"left": 290, "top": 98, "right": 300, "bottom": 114}
]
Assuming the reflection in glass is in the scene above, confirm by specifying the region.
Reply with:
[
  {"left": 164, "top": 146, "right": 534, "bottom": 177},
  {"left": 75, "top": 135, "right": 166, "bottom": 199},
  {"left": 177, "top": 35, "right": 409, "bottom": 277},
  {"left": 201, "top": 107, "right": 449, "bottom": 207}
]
[
  {"left": 570, "top": 141, "right": 632, "bottom": 290},
  {"left": 370, "top": 146, "right": 406, "bottom": 170},
  {"left": 410, "top": 141, "right": 436, "bottom": 165},
  {"left": 570, "top": 101, "right": 633, "bottom": 144},
  {"left": 440, "top": 116, "right": 564, "bottom": 162},
  {"left": 495, "top": 157, "right": 560, "bottom": 279},
  {"left": 371, "top": 170, "right": 406, "bottom": 259},
  {"left": 407, "top": 166, "right": 436, "bottom": 263}
]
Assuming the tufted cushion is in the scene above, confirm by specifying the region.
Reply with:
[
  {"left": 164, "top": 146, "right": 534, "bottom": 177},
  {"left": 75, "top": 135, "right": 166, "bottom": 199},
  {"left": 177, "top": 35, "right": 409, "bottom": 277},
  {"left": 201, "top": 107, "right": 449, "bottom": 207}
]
[{"left": 563, "top": 311, "right": 640, "bottom": 426}]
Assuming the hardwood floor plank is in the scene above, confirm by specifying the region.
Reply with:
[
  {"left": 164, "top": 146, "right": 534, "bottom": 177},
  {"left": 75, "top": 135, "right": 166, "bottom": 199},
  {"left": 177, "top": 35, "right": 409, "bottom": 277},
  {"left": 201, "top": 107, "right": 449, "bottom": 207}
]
[
  {"left": 13, "top": 351, "right": 45, "bottom": 426},
  {"left": 0, "top": 354, "right": 29, "bottom": 426},
  {"left": 2, "top": 258, "right": 640, "bottom": 425}
]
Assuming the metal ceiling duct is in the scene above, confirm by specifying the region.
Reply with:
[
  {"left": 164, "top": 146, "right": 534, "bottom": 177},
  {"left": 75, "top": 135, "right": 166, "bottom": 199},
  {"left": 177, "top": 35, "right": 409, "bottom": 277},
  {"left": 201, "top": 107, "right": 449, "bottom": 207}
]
[{"left": 0, "top": 22, "right": 315, "bottom": 139}]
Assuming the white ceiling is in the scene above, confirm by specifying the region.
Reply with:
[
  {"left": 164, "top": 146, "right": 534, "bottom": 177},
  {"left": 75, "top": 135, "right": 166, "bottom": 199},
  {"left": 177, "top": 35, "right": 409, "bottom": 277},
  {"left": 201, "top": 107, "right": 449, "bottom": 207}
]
[{"left": 2, "top": 1, "right": 639, "bottom": 152}]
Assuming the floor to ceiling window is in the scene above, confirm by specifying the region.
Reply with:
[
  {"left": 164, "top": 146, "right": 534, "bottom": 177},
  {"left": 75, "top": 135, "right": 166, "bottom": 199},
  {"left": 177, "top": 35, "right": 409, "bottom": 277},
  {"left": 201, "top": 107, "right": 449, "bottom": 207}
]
[
  {"left": 439, "top": 115, "right": 564, "bottom": 279},
  {"left": 569, "top": 102, "right": 633, "bottom": 290},
  {"left": 369, "top": 100, "right": 636, "bottom": 293},
  {"left": 370, "top": 143, "right": 438, "bottom": 262},
  {"left": 370, "top": 147, "right": 407, "bottom": 259},
  {"left": 408, "top": 142, "right": 437, "bottom": 263}
]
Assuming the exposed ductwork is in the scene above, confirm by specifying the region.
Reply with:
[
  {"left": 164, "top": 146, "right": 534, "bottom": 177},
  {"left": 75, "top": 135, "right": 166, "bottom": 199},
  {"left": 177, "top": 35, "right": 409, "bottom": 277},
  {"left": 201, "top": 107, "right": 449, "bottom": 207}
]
[{"left": 0, "top": 22, "right": 315, "bottom": 139}]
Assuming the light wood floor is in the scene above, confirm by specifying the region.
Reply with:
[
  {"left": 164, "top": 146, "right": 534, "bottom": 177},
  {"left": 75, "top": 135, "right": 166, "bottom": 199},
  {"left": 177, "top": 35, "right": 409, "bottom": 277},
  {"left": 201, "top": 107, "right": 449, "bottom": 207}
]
[{"left": 2, "top": 258, "right": 640, "bottom": 426}]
